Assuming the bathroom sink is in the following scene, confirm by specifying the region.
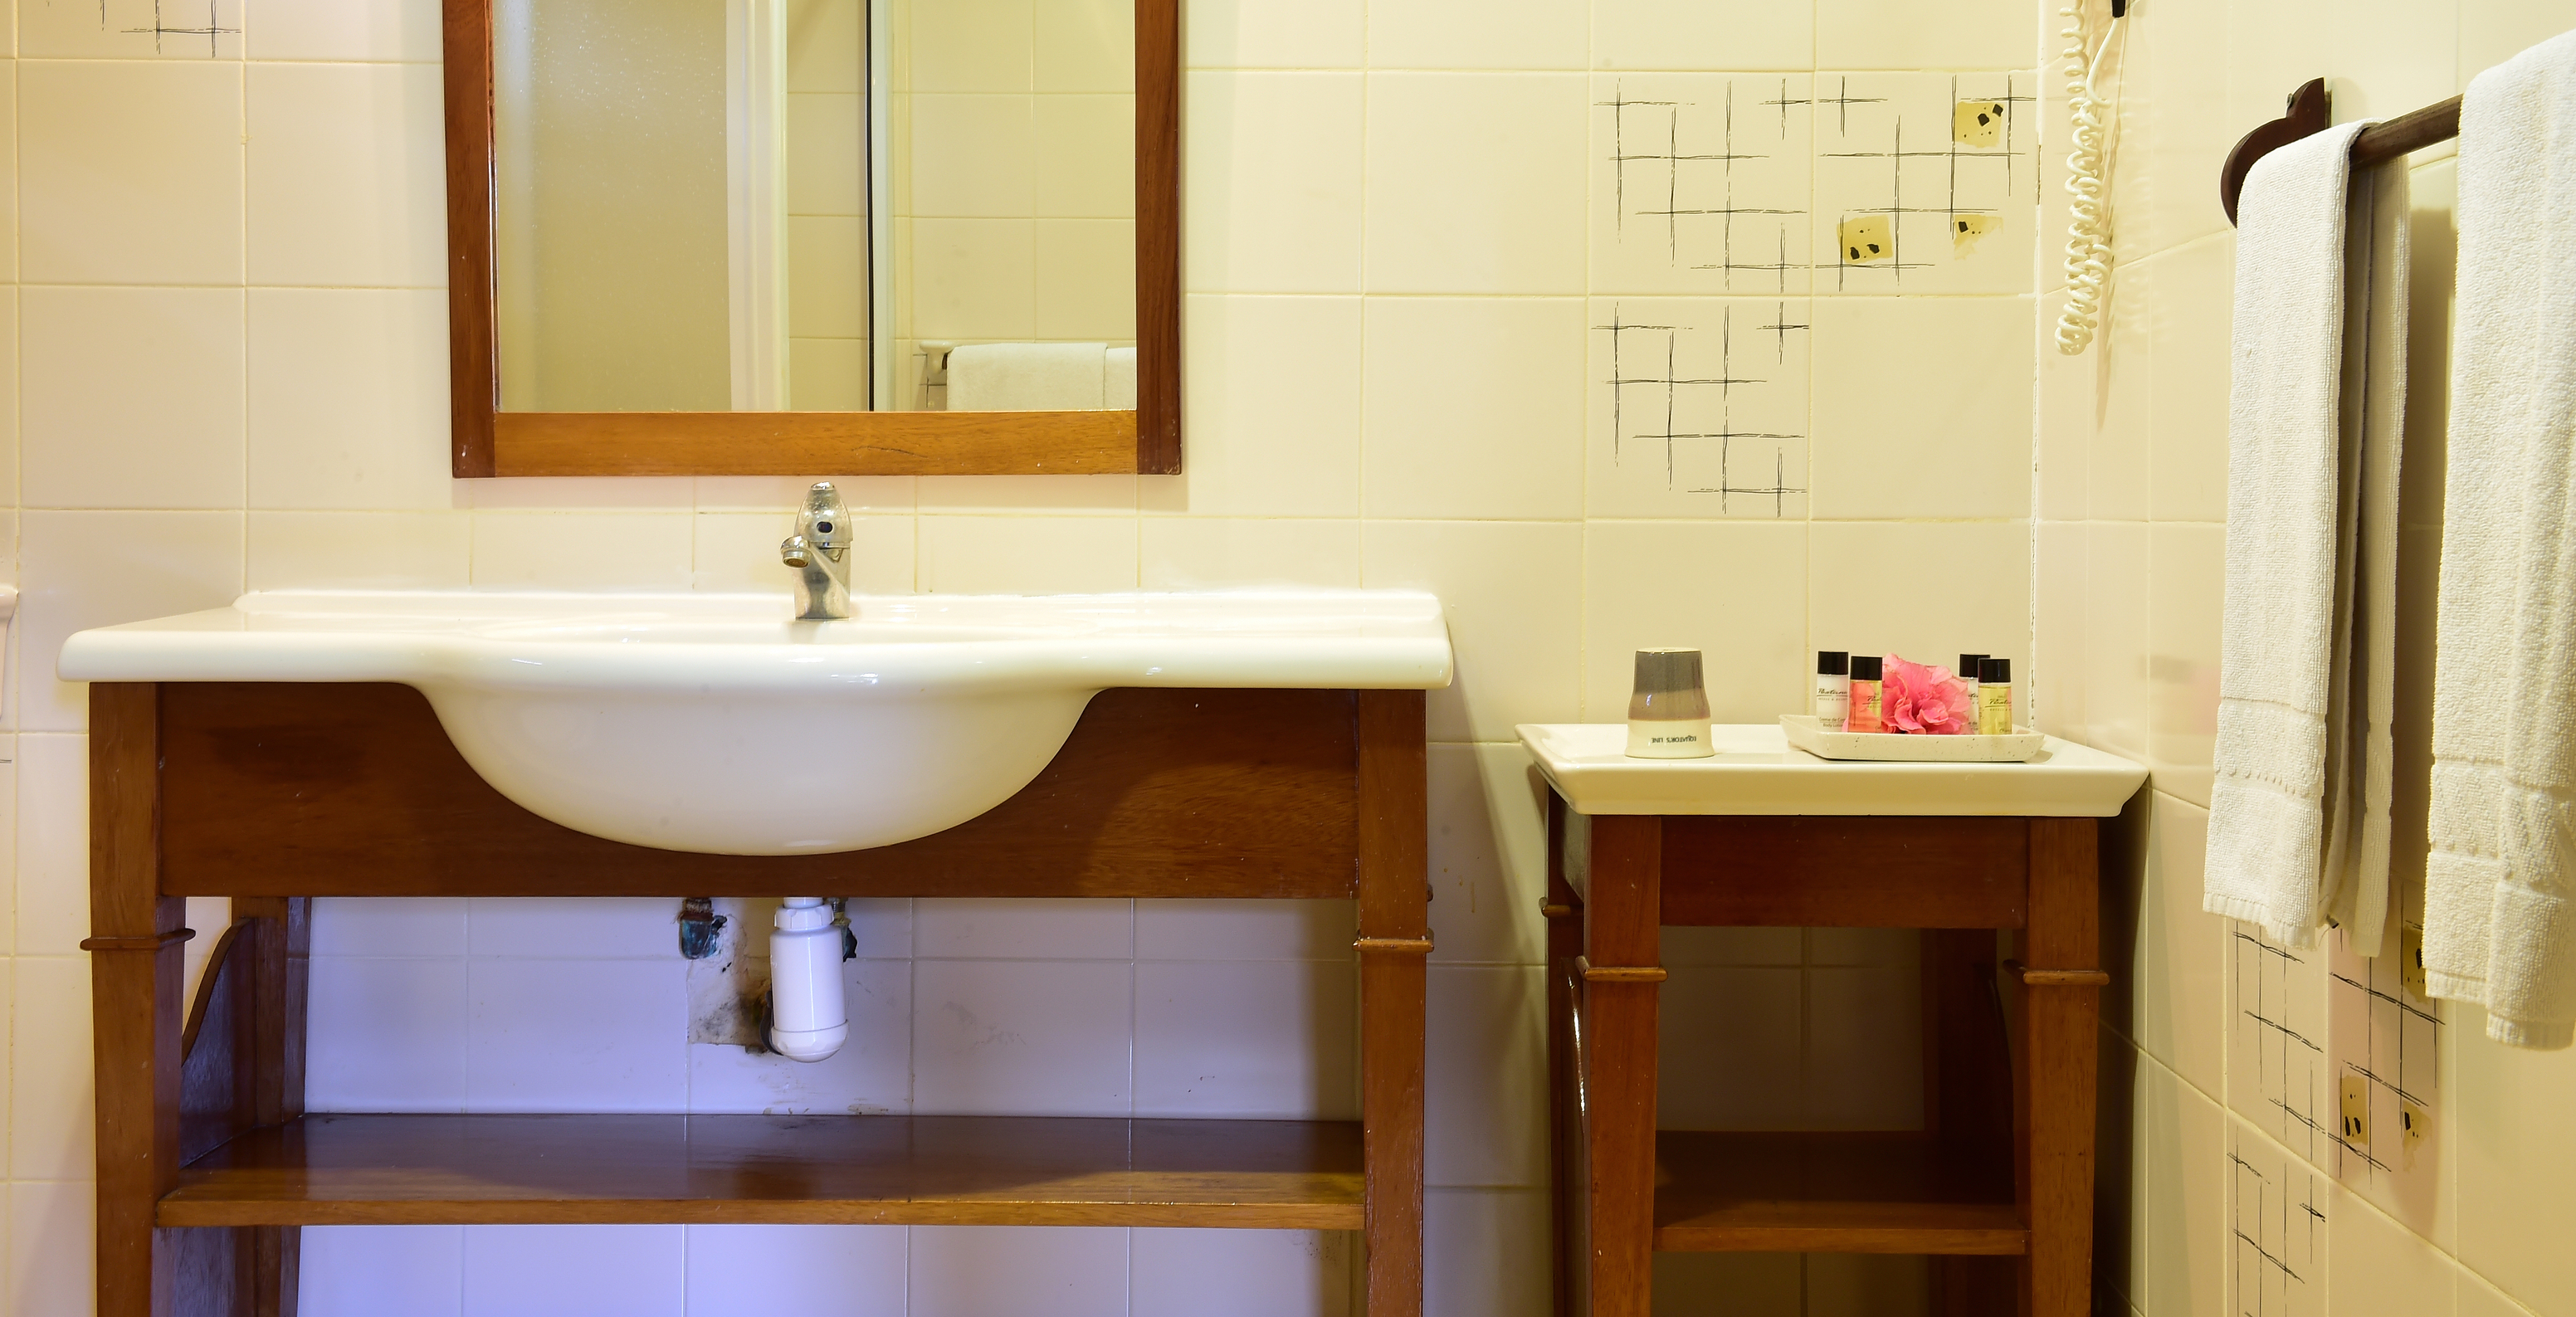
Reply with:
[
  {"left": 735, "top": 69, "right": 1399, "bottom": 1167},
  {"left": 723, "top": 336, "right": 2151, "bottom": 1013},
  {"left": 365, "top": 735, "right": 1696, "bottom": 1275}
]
[{"left": 60, "top": 590, "right": 1454, "bottom": 855}]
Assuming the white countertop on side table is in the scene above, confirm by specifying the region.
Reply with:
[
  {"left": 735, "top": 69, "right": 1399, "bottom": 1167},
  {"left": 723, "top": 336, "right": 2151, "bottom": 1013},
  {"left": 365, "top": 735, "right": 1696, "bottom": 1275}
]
[{"left": 1516, "top": 722, "right": 2148, "bottom": 817}]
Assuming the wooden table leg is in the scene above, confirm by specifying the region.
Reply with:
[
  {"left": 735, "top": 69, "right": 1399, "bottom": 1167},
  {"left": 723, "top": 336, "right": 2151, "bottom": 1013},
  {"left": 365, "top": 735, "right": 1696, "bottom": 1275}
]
[
  {"left": 1580, "top": 815, "right": 1663, "bottom": 1317},
  {"left": 2017, "top": 818, "right": 2104, "bottom": 1317},
  {"left": 1357, "top": 691, "right": 1427, "bottom": 1317}
]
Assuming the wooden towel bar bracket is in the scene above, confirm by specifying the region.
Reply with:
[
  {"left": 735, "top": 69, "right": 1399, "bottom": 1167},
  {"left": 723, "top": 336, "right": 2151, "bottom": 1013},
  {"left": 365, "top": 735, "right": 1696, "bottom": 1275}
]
[{"left": 2222, "top": 78, "right": 2464, "bottom": 224}]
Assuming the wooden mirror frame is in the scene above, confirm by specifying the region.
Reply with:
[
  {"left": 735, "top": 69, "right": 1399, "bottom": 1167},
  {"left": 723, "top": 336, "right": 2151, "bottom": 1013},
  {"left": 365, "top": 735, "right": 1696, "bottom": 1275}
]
[{"left": 442, "top": 0, "right": 1181, "bottom": 479}]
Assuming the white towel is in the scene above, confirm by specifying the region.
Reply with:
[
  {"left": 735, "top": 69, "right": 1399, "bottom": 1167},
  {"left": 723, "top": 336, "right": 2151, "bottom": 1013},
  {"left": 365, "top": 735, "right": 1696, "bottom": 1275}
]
[
  {"left": 2320, "top": 159, "right": 2411, "bottom": 957},
  {"left": 2425, "top": 30, "right": 2576, "bottom": 1050},
  {"left": 947, "top": 342, "right": 1108, "bottom": 411},
  {"left": 2203, "top": 121, "right": 2370, "bottom": 949}
]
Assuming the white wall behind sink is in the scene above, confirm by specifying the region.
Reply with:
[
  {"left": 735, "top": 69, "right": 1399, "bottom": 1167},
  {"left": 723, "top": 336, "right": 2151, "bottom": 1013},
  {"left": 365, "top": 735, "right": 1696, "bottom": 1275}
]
[{"left": 0, "top": 0, "right": 2056, "bottom": 1311}]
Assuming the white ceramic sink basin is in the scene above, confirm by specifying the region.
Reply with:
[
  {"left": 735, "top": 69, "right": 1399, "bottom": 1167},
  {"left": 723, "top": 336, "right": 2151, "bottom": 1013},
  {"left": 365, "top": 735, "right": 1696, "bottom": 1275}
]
[{"left": 60, "top": 590, "right": 1453, "bottom": 855}]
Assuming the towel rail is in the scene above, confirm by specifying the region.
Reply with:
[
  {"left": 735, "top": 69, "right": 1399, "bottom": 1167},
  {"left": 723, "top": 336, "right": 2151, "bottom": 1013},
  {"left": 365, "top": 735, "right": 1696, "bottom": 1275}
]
[{"left": 2220, "top": 79, "right": 2464, "bottom": 224}]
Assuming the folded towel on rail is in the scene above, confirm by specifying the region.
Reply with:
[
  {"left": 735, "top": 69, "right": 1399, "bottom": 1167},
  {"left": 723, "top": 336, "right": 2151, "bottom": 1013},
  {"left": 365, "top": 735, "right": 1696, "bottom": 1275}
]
[
  {"left": 947, "top": 342, "right": 1109, "bottom": 411},
  {"left": 2425, "top": 29, "right": 2576, "bottom": 1050},
  {"left": 2202, "top": 120, "right": 2373, "bottom": 949}
]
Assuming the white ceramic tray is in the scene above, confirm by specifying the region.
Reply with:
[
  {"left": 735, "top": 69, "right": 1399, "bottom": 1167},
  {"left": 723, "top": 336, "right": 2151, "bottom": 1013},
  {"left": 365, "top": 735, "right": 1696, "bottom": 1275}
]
[{"left": 1779, "top": 714, "right": 2046, "bottom": 763}]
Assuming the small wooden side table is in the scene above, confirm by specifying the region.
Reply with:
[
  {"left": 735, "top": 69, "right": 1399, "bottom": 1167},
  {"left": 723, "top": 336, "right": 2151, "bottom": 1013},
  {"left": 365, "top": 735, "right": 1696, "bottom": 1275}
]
[{"left": 1518, "top": 724, "right": 2145, "bottom": 1317}]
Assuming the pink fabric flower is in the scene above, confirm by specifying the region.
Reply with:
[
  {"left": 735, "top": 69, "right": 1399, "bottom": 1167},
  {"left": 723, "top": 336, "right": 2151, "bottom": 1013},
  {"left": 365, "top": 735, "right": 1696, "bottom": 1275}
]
[{"left": 1882, "top": 655, "right": 1974, "bottom": 734}]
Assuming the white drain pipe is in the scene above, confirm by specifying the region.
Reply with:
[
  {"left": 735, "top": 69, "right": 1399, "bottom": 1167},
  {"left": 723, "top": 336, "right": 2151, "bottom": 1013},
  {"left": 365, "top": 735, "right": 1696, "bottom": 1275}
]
[{"left": 766, "top": 898, "right": 847, "bottom": 1062}]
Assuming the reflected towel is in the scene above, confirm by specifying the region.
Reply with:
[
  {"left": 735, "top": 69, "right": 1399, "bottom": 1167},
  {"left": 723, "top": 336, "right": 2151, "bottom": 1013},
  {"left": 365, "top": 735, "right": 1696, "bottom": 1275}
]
[
  {"left": 2425, "top": 29, "right": 2576, "bottom": 1050},
  {"left": 948, "top": 343, "right": 1107, "bottom": 412}
]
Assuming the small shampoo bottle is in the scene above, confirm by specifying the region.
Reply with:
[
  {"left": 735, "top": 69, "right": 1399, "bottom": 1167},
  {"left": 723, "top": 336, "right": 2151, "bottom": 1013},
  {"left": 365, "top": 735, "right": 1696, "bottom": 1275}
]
[
  {"left": 1847, "top": 655, "right": 1885, "bottom": 734},
  {"left": 1815, "top": 651, "right": 1850, "bottom": 730},
  {"left": 1976, "top": 657, "right": 2014, "bottom": 734},
  {"left": 1627, "top": 649, "right": 1715, "bottom": 758},
  {"left": 1958, "top": 654, "right": 1987, "bottom": 709}
]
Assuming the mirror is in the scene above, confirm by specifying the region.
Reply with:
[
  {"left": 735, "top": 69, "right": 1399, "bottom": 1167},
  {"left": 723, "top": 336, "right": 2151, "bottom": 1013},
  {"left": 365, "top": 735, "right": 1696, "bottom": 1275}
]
[{"left": 446, "top": 0, "right": 1178, "bottom": 477}]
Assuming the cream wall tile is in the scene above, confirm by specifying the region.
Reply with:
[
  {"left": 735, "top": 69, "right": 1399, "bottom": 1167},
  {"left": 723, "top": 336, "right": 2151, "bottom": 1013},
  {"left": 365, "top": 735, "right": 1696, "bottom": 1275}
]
[
  {"left": 1423, "top": 966, "right": 1547, "bottom": 1186},
  {"left": 2327, "top": 0, "right": 2461, "bottom": 125},
  {"left": 1184, "top": 72, "right": 1364, "bottom": 294},
  {"left": 1590, "top": 76, "right": 1815, "bottom": 299},
  {"left": 6, "top": 1182, "right": 95, "bottom": 1317},
  {"left": 2143, "top": 793, "right": 2225, "bottom": 1095},
  {"left": 1425, "top": 744, "right": 1549, "bottom": 968},
  {"left": 470, "top": 512, "right": 695, "bottom": 591},
  {"left": 2141, "top": 1060, "right": 2228, "bottom": 1317},
  {"left": 910, "top": 1226, "right": 1129, "bottom": 1315},
  {"left": 1147, "top": 295, "right": 1360, "bottom": 516},
  {"left": 1362, "top": 297, "right": 1585, "bottom": 520},
  {"left": 1136, "top": 901, "right": 1354, "bottom": 961},
  {"left": 2460, "top": 0, "right": 2576, "bottom": 76},
  {"left": 692, "top": 511, "right": 915, "bottom": 594},
  {"left": 1032, "top": 219, "right": 1136, "bottom": 339},
  {"left": 2138, "top": 0, "right": 2234, "bottom": 255},
  {"left": 2455, "top": 1021, "right": 2576, "bottom": 1315},
  {"left": 913, "top": 960, "right": 1133, "bottom": 1115},
  {"left": 2037, "top": 289, "right": 2095, "bottom": 522},
  {"left": 1422, "top": 1189, "right": 1551, "bottom": 1317},
  {"left": 1132, "top": 1229, "right": 1351, "bottom": 1317},
  {"left": 1135, "top": 959, "right": 1359, "bottom": 1119},
  {"left": 249, "top": 289, "right": 454, "bottom": 510},
  {"left": 1806, "top": 296, "right": 2034, "bottom": 519},
  {"left": 1139, "top": 518, "right": 1361, "bottom": 588},
  {"left": 910, "top": 95, "right": 1035, "bottom": 217},
  {"left": 788, "top": 92, "right": 866, "bottom": 216},
  {"left": 2224, "top": 0, "right": 2330, "bottom": 152},
  {"left": 916, "top": 898, "right": 1132, "bottom": 959},
  {"left": 0, "top": 754, "right": 17, "bottom": 947},
  {"left": 2325, "top": 1178, "right": 2457, "bottom": 1317},
  {"left": 2089, "top": 263, "right": 2155, "bottom": 524},
  {"left": 307, "top": 957, "right": 470, "bottom": 1111},
  {"left": 1183, "top": 0, "right": 1364, "bottom": 68},
  {"left": 20, "top": 510, "right": 245, "bottom": 732},
  {"left": 1034, "top": 95, "right": 1135, "bottom": 217},
  {"left": 313, "top": 898, "right": 470, "bottom": 958},
  {"left": 23, "top": 286, "right": 246, "bottom": 510},
  {"left": 14, "top": 735, "right": 85, "bottom": 956},
  {"left": 1362, "top": 520, "right": 1583, "bottom": 743},
  {"left": 1582, "top": 520, "right": 1808, "bottom": 724},
  {"left": 917, "top": 515, "right": 1138, "bottom": 592},
  {"left": 2461, "top": 1267, "right": 2544, "bottom": 1317},
  {"left": 247, "top": 63, "right": 446, "bottom": 288},
  {"left": 788, "top": 338, "right": 871, "bottom": 410},
  {"left": 461, "top": 1226, "right": 684, "bottom": 1317},
  {"left": 298, "top": 1227, "right": 465, "bottom": 1317},
  {"left": 2036, "top": 521, "right": 2090, "bottom": 739},
  {"left": 2148, "top": 521, "right": 2222, "bottom": 807},
  {"left": 251, "top": 0, "right": 444, "bottom": 61},
  {"left": 683, "top": 1225, "right": 905, "bottom": 1317},
  {"left": 0, "top": 66, "right": 18, "bottom": 285},
  {"left": 1365, "top": 73, "right": 1588, "bottom": 295},
  {"left": 21, "top": 60, "right": 242, "bottom": 283},
  {"left": 1368, "top": 0, "right": 1586, "bottom": 71},
  {"left": 467, "top": 898, "right": 681, "bottom": 959},
  {"left": 1658, "top": 967, "right": 1803, "bottom": 1129},
  {"left": 696, "top": 476, "right": 915, "bottom": 512},
  {"left": 1812, "top": 72, "right": 2043, "bottom": 298},
  {"left": 1593, "top": 0, "right": 1812, "bottom": 71},
  {"left": 1586, "top": 297, "right": 1813, "bottom": 519},
  {"left": 22, "top": 0, "right": 241, "bottom": 57},
  {"left": 2149, "top": 235, "right": 2233, "bottom": 524},
  {"left": 788, "top": 0, "right": 866, "bottom": 93},
  {"left": 910, "top": 217, "right": 1037, "bottom": 339},
  {"left": 1804, "top": 966, "right": 1925, "bottom": 1129},
  {"left": 466, "top": 958, "right": 688, "bottom": 1112},
  {"left": 910, "top": 0, "right": 1035, "bottom": 92},
  {"left": 11, "top": 957, "right": 91, "bottom": 1180},
  {"left": 788, "top": 216, "right": 871, "bottom": 339},
  {"left": 917, "top": 474, "right": 1137, "bottom": 514},
  {"left": 466, "top": 477, "right": 694, "bottom": 510},
  {"left": 1808, "top": 521, "right": 2029, "bottom": 685},
  {"left": 2082, "top": 520, "right": 2150, "bottom": 762},
  {"left": 1817, "top": 0, "right": 2037, "bottom": 70},
  {"left": 1035, "top": 0, "right": 1134, "bottom": 92},
  {"left": 688, "top": 961, "right": 913, "bottom": 1115}
]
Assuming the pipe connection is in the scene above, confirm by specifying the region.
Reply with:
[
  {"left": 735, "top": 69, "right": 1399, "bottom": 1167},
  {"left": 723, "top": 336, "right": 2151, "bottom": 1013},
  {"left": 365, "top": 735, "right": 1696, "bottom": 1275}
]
[{"left": 766, "top": 897, "right": 848, "bottom": 1062}]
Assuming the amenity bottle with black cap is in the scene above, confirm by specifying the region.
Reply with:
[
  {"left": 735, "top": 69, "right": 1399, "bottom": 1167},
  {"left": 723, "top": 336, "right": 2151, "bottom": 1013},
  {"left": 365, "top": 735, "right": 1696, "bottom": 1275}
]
[{"left": 1627, "top": 648, "right": 1715, "bottom": 758}]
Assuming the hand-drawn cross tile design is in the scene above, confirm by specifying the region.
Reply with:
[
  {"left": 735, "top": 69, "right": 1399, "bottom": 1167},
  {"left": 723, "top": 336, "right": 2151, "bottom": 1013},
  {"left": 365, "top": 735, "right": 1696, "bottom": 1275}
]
[
  {"left": 1587, "top": 297, "right": 1810, "bottom": 518},
  {"left": 1590, "top": 74, "right": 1815, "bottom": 297},
  {"left": 2227, "top": 1125, "right": 2325, "bottom": 1317},
  {"left": 1812, "top": 71, "right": 2039, "bottom": 295},
  {"left": 28, "top": 0, "right": 237, "bottom": 57}
]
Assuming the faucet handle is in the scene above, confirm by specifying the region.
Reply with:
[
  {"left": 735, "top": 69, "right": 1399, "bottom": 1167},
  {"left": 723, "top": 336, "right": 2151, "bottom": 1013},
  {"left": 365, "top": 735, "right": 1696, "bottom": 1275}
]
[{"left": 800, "top": 481, "right": 852, "bottom": 549}]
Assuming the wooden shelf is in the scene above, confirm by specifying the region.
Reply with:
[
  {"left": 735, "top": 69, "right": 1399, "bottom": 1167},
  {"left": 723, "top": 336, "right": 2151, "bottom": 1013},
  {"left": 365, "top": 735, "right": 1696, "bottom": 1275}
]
[
  {"left": 160, "top": 1114, "right": 1364, "bottom": 1231},
  {"left": 1653, "top": 1131, "right": 2026, "bottom": 1256}
]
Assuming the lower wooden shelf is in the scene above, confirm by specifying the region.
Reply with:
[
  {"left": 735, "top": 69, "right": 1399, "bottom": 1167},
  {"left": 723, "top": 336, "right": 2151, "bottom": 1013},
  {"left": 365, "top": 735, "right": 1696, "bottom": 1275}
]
[
  {"left": 160, "top": 1113, "right": 1365, "bottom": 1231},
  {"left": 1653, "top": 1131, "right": 2026, "bottom": 1256}
]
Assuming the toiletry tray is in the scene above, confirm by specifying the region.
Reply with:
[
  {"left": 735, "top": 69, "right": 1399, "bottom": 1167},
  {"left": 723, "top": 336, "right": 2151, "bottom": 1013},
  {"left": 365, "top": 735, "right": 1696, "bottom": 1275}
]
[{"left": 1779, "top": 714, "right": 2046, "bottom": 763}]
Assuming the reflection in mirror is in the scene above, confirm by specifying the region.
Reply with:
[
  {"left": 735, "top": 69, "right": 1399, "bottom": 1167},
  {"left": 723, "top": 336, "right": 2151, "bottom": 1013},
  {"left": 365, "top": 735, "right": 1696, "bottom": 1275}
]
[
  {"left": 495, "top": 0, "right": 869, "bottom": 412},
  {"left": 877, "top": 0, "right": 1135, "bottom": 413},
  {"left": 489, "top": 0, "right": 1136, "bottom": 417}
]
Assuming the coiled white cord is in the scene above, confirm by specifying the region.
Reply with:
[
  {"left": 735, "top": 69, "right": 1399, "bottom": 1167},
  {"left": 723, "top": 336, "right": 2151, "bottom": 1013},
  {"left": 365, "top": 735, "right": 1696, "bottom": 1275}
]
[{"left": 2054, "top": 3, "right": 2128, "bottom": 354}]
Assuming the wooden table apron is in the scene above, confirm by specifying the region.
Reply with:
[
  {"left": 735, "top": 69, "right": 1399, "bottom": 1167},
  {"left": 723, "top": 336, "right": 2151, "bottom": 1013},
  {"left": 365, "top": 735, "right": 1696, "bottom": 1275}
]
[
  {"left": 1541, "top": 802, "right": 2105, "bottom": 1317},
  {"left": 86, "top": 681, "right": 1432, "bottom": 1317}
]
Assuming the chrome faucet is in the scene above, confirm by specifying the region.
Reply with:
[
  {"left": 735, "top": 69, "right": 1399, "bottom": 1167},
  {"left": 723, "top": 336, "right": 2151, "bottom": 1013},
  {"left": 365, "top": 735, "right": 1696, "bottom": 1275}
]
[{"left": 780, "top": 482, "right": 854, "bottom": 621}]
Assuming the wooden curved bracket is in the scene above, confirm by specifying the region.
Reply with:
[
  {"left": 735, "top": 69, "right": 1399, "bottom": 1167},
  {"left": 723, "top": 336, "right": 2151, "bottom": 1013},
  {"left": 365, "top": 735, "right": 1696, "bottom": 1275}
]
[{"left": 2222, "top": 78, "right": 2330, "bottom": 226}]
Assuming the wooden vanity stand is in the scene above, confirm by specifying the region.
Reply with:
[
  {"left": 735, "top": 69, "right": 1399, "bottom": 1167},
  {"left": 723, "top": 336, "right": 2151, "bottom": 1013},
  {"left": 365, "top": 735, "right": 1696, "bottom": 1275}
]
[
  {"left": 87, "top": 682, "right": 1429, "bottom": 1317},
  {"left": 1544, "top": 804, "right": 2109, "bottom": 1317}
]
